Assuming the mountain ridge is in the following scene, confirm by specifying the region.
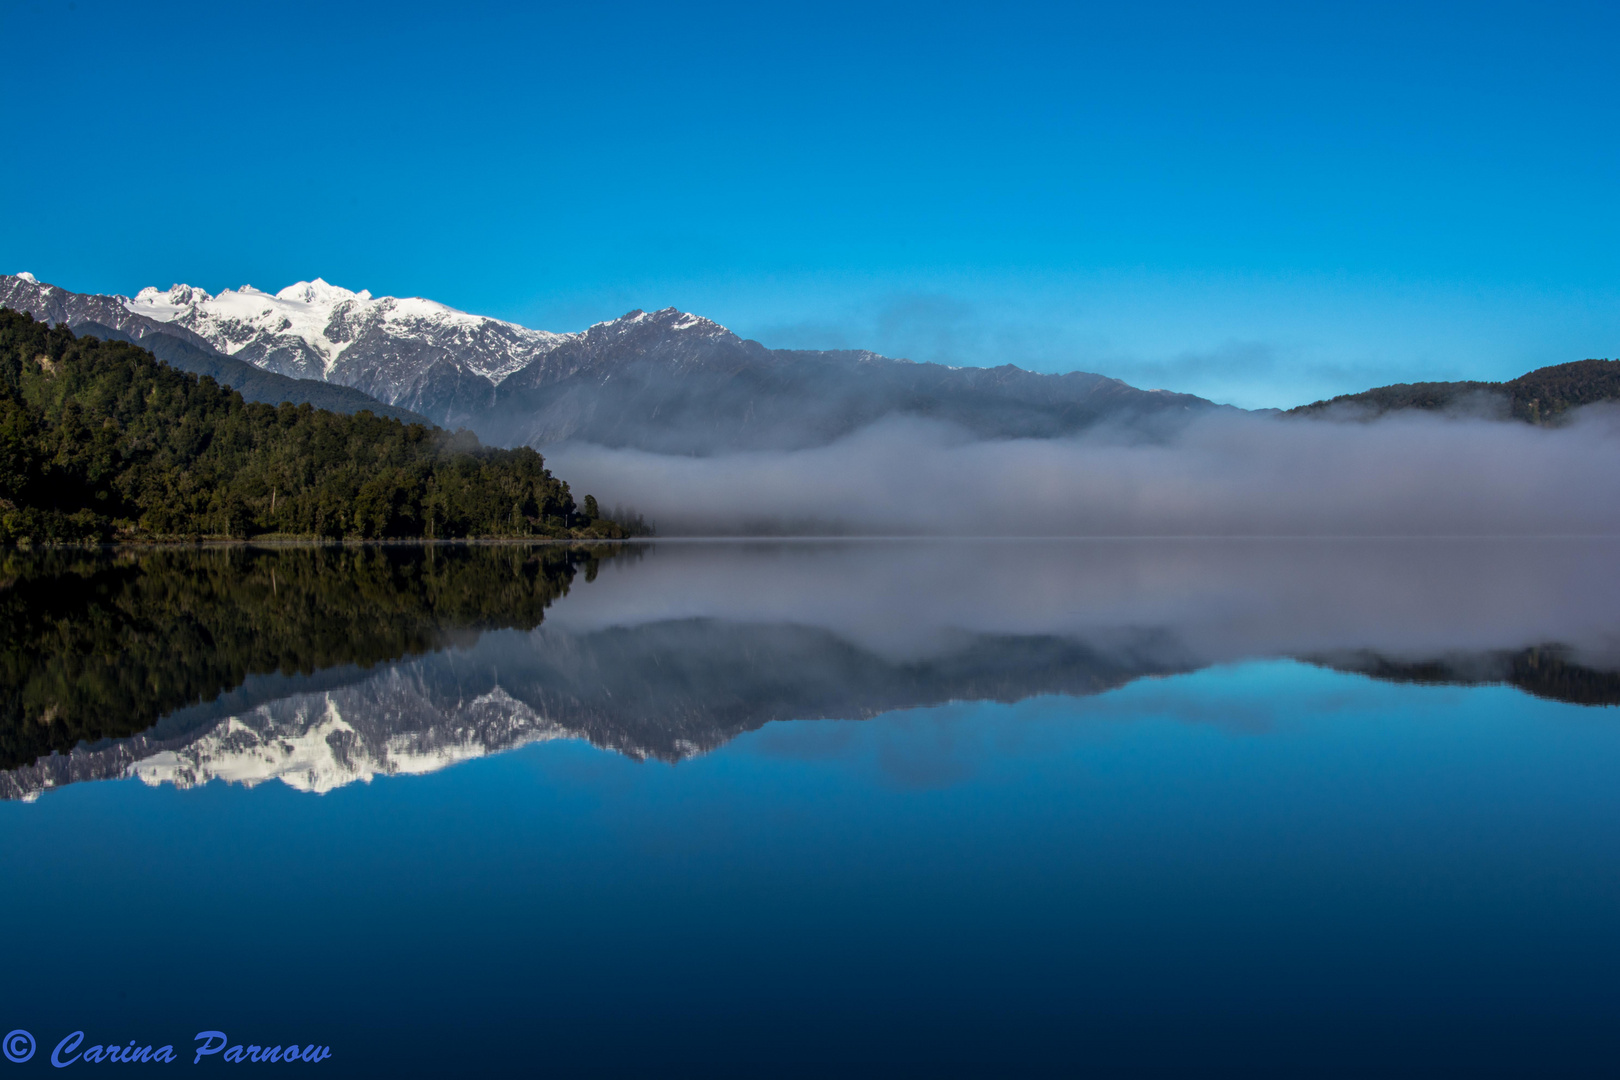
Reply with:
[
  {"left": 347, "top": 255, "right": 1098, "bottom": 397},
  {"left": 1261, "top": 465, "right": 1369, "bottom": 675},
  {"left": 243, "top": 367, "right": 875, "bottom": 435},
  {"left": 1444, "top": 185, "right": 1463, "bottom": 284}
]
[
  {"left": 16, "top": 271, "right": 1616, "bottom": 450},
  {"left": 3, "top": 273, "right": 1224, "bottom": 453}
]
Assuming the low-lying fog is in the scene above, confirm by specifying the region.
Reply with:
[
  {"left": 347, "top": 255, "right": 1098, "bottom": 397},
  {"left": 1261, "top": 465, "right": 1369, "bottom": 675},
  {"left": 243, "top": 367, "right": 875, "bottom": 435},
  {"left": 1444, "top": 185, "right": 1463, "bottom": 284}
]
[{"left": 551, "top": 405, "right": 1620, "bottom": 538}]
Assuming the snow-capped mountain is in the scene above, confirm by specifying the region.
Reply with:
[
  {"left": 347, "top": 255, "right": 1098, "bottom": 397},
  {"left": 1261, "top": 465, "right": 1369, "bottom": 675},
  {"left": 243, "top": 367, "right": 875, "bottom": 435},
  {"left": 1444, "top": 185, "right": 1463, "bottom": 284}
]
[
  {"left": 4, "top": 272, "right": 1225, "bottom": 451},
  {"left": 0, "top": 272, "right": 430, "bottom": 422},
  {"left": 124, "top": 278, "right": 572, "bottom": 428}
]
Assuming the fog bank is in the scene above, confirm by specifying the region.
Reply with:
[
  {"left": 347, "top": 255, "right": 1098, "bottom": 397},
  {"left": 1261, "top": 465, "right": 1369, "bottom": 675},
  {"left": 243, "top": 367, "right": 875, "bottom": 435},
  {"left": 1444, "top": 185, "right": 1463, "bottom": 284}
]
[{"left": 551, "top": 406, "right": 1620, "bottom": 537}]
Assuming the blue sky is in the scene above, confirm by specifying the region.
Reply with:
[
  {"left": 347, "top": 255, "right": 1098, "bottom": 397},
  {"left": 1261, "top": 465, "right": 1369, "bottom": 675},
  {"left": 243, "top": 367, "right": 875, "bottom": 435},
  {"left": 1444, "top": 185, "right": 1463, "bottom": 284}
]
[{"left": 2, "top": 0, "right": 1616, "bottom": 407}]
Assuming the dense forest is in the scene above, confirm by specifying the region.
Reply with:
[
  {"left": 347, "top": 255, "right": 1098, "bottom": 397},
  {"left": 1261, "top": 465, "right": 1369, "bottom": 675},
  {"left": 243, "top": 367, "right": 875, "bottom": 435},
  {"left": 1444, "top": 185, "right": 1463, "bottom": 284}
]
[
  {"left": 0, "top": 544, "right": 621, "bottom": 770},
  {"left": 1288, "top": 357, "right": 1620, "bottom": 423},
  {"left": 0, "top": 309, "right": 637, "bottom": 542},
  {"left": 72, "top": 318, "right": 434, "bottom": 424}
]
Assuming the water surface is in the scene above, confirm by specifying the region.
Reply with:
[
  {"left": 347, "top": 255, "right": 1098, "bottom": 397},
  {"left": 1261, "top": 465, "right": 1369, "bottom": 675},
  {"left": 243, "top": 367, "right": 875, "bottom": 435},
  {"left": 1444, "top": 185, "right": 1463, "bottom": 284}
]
[{"left": 2, "top": 539, "right": 1617, "bottom": 1076}]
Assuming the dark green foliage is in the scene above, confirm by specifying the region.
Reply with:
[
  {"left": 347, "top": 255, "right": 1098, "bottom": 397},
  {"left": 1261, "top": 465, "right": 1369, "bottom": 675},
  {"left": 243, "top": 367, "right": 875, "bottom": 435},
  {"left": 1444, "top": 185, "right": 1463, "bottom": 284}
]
[
  {"left": 1287, "top": 357, "right": 1620, "bottom": 424},
  {"left": 0, "top": 543, "right": 619, "bottom": 770},
  {"left": 72, "top": 320, "right": 433, "bottom": 424},
  {"left": 1503, "top": 358, "right": 1620, "bottom": 424},
  {"left": 0, "top": 309, "right": 630, "bottom": 542},
  {"left": 1289, "top": 380, "right": 1502, "bottom": 417}
]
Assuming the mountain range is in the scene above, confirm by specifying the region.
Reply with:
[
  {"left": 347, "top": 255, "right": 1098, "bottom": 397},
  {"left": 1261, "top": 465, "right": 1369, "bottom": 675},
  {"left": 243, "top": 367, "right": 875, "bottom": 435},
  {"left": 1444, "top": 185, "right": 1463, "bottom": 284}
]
[
  {"left": 6, "top": 272, "right": 1616, "bottom": 456},
  {"left": 0, "top": 272, "right": 1218, "bottom": 453}
]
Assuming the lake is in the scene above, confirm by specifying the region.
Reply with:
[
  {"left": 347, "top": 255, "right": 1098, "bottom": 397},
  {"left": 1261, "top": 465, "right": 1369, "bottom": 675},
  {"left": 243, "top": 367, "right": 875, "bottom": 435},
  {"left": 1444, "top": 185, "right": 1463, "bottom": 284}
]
[{"left": 2, "top": 539, "right": 1618, "bottom": 1076}]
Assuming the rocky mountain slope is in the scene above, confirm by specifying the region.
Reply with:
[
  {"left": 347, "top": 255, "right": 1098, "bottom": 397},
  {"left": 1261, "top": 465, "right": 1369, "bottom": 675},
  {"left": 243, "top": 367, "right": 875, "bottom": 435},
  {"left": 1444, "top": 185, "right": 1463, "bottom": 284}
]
[
  {"left": 4, "top": 273, "right": 1222, "bottom": 452},
  {"left": 122, "top": 277, "right": 568, "bottom": 427},
  {"left": 0, "top": 273, "right": 429, "bottom": 423},
  {"left": 481, "top": 306, "right": 1221, "bottom": 453}
]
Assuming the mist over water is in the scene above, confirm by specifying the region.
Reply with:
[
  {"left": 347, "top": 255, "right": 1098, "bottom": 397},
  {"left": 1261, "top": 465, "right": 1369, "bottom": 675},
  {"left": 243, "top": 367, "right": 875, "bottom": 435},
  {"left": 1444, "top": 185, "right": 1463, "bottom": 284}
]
[
  {"left": 7, "top": 538, "right": 1620, "bottom": 1075},
  {"left": 552, "top": 405, "right": 1620, "bottom": 537},
  {"left": 553, "top": 537, "right": 1620, "bottom": 672},
  {"left": 10, "top": 536, "right": 1616, "bottom": 802}
]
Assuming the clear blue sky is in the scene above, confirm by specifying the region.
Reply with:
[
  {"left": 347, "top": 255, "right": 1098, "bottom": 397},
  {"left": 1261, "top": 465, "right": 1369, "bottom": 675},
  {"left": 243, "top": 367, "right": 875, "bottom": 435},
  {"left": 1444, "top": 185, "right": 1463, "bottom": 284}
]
[{"left": 2, "top": 0, "right": 1616, "bottom": 407}]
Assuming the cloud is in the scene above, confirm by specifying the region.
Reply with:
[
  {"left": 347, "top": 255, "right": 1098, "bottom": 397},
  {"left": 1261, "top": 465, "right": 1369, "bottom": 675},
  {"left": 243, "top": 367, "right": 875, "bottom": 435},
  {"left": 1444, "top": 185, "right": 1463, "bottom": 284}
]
[{"left": 552, "top": 404, "right": 1620, "bottom": 540}]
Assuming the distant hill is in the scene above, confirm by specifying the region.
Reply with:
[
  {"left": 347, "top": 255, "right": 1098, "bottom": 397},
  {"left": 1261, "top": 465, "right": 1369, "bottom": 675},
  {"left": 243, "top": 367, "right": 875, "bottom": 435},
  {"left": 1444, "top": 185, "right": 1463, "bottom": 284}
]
[
  {"left": 1288, "top": 358, "right": 1620, "bottom": 424},
  {"left": 16, "top": 271, "right": 1615, "bottom": 441}
]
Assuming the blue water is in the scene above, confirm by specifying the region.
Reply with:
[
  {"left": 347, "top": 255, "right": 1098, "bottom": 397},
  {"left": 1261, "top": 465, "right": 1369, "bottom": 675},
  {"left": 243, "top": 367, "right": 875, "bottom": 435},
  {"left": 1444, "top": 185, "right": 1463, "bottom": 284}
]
[
  {"left": 3, "top": 539, "right": 1619, "bottom": 1076},
  {"left": 4, "top": 661, "right": 1619, "bottom": 1076}
]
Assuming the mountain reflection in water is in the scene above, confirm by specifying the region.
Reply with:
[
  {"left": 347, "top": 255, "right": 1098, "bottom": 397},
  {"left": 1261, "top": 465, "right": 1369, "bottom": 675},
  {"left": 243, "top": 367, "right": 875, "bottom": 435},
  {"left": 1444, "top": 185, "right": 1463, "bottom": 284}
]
[{"left": 3, "top": 538, "right": 1617, "bottom": 800}]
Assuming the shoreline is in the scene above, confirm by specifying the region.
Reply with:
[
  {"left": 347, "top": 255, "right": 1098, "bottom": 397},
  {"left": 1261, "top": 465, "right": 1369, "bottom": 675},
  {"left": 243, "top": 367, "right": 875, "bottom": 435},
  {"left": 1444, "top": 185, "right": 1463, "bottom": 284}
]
[
  {"left": 0, "top": 536, "right": 644, "bottom": 551},
  {"left": 6, "top": 532, "right": 1620, "bottom": 551}
]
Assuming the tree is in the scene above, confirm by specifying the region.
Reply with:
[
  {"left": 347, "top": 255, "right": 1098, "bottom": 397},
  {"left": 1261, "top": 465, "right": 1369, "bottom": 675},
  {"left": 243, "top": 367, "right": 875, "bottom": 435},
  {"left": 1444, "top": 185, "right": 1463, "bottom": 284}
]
[{"left": 0, "top": 310, "right": 634, "bottom": 542}]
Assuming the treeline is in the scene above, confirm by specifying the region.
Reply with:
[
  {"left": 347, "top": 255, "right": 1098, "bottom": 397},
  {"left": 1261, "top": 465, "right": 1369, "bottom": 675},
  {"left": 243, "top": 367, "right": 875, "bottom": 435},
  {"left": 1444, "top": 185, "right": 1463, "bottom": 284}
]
[
  {"left": 1504, "top": 358, "right": 1620, "bottom": 424},
  {"left": 0, "top": 309, "right": 638, "bottom": 543},
  {"left": 0, "top": 544, "right": 620, "bottom": 770},
  {"left": 1288, "top": 357, "right": 1620, "bottom": 423}
]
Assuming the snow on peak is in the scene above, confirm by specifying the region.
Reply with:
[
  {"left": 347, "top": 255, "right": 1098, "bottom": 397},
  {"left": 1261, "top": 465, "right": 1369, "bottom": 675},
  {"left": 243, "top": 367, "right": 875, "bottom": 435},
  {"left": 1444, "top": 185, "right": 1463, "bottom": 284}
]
[
  {"left": 589, "top": 307, "right": 724, "bottom": 335},
  {"left": 669, "top": 311, "right": 709, "bottom": 331},
  {"left": 275, "top": 278, "right": 360, "bottom": 305},
  {"left": 15, "top": 271, "right": 36, "bottom": 283},
  {"left": 125, "top": 279, "right": 373, "bottom": 371},
  {"left": 121, "top": 276, "right": 573, "bottom": 382},
  {"left": 129, "top": 283, "right": 215, "bottom": 320},
  {"left": 647, "top": 307, "right": 724, "bottom": 334}
]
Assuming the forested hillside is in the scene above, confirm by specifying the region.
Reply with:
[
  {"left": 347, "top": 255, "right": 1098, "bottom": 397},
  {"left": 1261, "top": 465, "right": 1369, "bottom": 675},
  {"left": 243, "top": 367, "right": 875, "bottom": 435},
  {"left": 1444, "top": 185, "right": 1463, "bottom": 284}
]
[
  {"left": 73, "top": 319, "right": 433, "bottom": 424},
  {"left": 1289, "top": 358, "right": 1620, "bottom": 422},
  {"left": 0, "top": 310, "right": 630, "bottom": 543}
]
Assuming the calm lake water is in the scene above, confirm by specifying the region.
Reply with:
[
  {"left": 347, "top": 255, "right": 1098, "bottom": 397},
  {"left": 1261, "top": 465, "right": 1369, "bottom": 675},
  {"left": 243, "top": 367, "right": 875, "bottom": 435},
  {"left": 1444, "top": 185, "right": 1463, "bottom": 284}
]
[{"left": 2, "top": 539, "right": 1618, "bottom": 1077}]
